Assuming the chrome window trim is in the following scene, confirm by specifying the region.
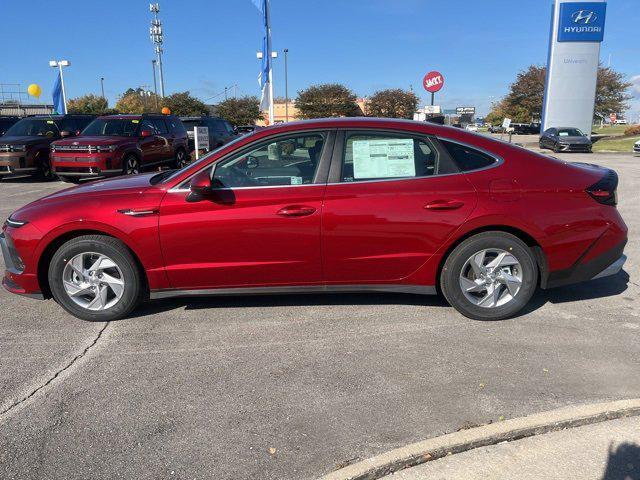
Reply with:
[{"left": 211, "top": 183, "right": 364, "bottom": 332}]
[{"left": 168, "top": 129, "right": 333, "bottom": 193}]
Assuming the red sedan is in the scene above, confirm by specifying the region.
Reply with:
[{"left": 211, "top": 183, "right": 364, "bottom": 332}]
[{"left": 1, "top": 118, "right": 627, "bottom": 321}]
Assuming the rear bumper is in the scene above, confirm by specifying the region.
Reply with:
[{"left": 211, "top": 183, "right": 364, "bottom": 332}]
[{"left": 545, "top": 239, "right": 627, "bottom": 289}]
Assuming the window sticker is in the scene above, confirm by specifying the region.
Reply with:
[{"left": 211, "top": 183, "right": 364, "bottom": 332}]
[
  {"left": 46, "top": 120, "right": 55, "bottom": 124},
  {"left": 290, "top": 176, "right": 303, "bottom": 185},
  {"left": 132, "top": 120, "right": 140, "bottom": 124},
  {"left": 352, "top": 138, "right": 415, "bottom": 179}
]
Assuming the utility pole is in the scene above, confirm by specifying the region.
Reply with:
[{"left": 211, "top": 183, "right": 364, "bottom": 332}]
[
  {"left": 284, "top": 48, "right": 289, "bottom": 122},
  {"left": 151, "top": 59, "right": 159, "bottom": 108},
  {"left": 100, "top": 77, "right": 105, "bottom": 99},
  {"left": 149, "top": 3, "right": 165, "bottom": 97}
]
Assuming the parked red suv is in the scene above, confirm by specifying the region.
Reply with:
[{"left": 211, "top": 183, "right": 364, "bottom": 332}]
[
  {"left": 51, "top": 114, "right": 188, "bottom": 183},
  {"left": 2, "top": 118, "right": 627, "bottom": 322}
]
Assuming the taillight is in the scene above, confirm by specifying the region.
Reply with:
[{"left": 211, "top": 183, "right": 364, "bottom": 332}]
[{"left": 586, "top": 170, "right": 618, "bottom": 206}]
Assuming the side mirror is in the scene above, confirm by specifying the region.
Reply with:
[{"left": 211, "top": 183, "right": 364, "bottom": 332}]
[
  {"left": 140, "top": 129, "right": 153, "bottom": 138},
  {"left": 60, "top": 130, "right": 72, "bottom": 138},
  {"left": 190, "top": 169, "right": 213, "bottom": 196}
]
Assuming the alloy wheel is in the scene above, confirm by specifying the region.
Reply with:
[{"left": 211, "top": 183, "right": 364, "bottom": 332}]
[
  {"left": 458, "top": 248, "right": 523, "bottom": 308},
  {"left": 176, "top": 150, "right": 188, "bottom": 168},
  {"left": 126, "top": 157, "right": 139, "bottom": 175},
  {"left": 62, "top": 252, "right": 125, "bottom": 311}
]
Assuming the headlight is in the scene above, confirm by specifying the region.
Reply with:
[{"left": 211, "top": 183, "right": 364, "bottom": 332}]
[
  {"left": 96, "top": 145, "right": 116, "bottom": 153},
  {"left": 5, "top": 215, "right": 28, "bottom": 228}
]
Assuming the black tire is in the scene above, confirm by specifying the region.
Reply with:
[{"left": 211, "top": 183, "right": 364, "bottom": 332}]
[
  {"left": 123, "top": 154, "right": 140, "bottom": 175},
  {"left": 440, "top": 232, "right": 538, "bottom": 321},
  {"left": 38, "top": 156, "right": 56, "bottom": 181},
  {"left": 48, "top": 235, "right": 143, "bottom": 321},
  {"left": 553, "top": 143, "right": 560, "bottom": 153},
  {"left": 173, "top": 148, "right": 189, "bottom": 169},
  {"left": 59, "top": 176, "right": 82, "bottom": 184}
]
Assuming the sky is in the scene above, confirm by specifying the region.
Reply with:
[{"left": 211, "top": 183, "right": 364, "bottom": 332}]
[{"left": 1, "top": 0, "right": 639, "bottom": 118}]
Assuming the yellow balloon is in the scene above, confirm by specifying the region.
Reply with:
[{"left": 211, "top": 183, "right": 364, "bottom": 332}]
[{"left": 27, "top": 84, "right": 42, "bottom": 98}]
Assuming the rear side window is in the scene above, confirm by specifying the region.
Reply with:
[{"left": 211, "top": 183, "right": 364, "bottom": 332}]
[
  {"left": 151, "top": 118, "right": 169, "bottom": 135},
  {"left": 439, "top": 140, "right": 497, "bottom": 172},
  {"left": 167, "top": 117, "right": 187, "bottom": 134},
  {"left": 341, "top": 133, "right": 457, "bottom": 182}
]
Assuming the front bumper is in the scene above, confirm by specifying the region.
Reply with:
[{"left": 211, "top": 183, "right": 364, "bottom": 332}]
[
  {"left": 558, "top": 143, "right": 592, "bottom": 152},
  {"left": 0, "top": 232, "right": 43, "bottom": 299},
  {"left": 0, "top": 152, "right": 37, "bottom": 175},
  {"left": 634, "top": 145, "right": 640, "bottom": 154},
  {"left": 52, "top": 152, "right": 121, "bottom": 178}
]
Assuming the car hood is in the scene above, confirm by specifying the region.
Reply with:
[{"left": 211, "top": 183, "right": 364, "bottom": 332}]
[
  {"left": 53, "top": 136, "right": 131, "bottom": 146},
  {"left": 558, "top": 136, "right": 591, "bottom": 144},
  {"left": 11, "top": 173, "right": 163, "bottom": 224},
  {"left": 0, "top": 135, "right": 54, "bottom": 146}
]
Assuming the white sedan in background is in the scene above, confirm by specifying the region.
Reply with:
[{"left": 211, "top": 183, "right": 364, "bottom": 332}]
[
  {"left": 465, "top": 124, "right": 478, "bottom": 132},
  {"left": 634, "top": 139, "right": 640, "bottom": 155}
]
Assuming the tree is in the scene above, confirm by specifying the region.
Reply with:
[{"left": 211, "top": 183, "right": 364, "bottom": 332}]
[
  {"left": 115, "top": 89, "right": 160, "bottom": 114},
  {"left": 367, "top": 88, "right": 418, "bottom": 119},
  {"left": 67, "top": 94, "right": 108, "bottom": 114},
  {"left": 214, "top": 96, "right": 262, "bottom": 126},
  {"left": 161, "top": 91, "right": 208, "bottom": 116},
  {"left": 295, "top": 84, "right": 361, "bottom": 119},
  {"left": 486, "top": 65, "right": 633, "bottom": 124}
]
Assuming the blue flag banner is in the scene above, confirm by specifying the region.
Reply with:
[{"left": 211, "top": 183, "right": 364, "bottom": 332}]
[
  {"left": 252, "top": 0, "right": 271, "bottom": 116},
  {"left": 52, "top": 71, "right": 66, "bottom": 114}
]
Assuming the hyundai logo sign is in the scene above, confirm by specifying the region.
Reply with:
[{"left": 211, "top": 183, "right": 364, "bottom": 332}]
[
  {"left": 558, "top": 2, "right": 606, "bottom": 42},
  {"left": 571, "top": 10, "right": 597, "bottom": 24}
]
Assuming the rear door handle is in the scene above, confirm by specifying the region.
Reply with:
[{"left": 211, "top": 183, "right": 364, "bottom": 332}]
[
  {"left": 277, "top": 205, "right": 316, "bottom": 217},
  {"left": 424, "top": 200, "right": 464, "bottom": 210}
]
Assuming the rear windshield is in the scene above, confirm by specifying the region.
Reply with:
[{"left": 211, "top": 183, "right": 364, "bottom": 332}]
[
  {"left": 82, "top": 118, "right": 140, "bottom": 136},
  {"left": 4, "top": 118, "right": 60, "bottom": 137},
  {"left": 180, "top": 120, "right": 199, "bottom": 131}
]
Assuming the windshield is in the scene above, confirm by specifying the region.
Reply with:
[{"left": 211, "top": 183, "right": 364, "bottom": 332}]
[
  {"left": 156, "top": 134, "right": 249, "bottom": 184},
  {"left": 558, "top": 128, "right": 584, "bottom": 137},
  {"left": 4, "top": 118, "right": 60, "bottom": 137},
  {"left": 82, "top": 118, "right": 140, "bottom": 137}
]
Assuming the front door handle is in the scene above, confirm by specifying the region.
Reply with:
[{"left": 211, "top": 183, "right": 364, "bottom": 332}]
[
  {"left": 424, "top": 200, "right": 464, "bottom": 211},
  {"left": 277, "top": 205, "right": 316, "bottom": 217}
]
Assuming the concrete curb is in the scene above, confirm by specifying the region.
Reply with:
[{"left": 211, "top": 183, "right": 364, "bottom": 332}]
[{"left": 319, "top": 399, "right": 640, "bottom": 480}]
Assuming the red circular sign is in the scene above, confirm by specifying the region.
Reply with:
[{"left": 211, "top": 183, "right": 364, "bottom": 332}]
[{"left": 423, "top": 71, "right": 444, "bottom": 93}]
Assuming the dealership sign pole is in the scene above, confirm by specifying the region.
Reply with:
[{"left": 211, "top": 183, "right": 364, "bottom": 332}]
[
  {"left": 423, "top": 71, "right": 444, "bottom": 106},
  {"left": 541, "top": 0, "right": 607, "bottom": 137}
]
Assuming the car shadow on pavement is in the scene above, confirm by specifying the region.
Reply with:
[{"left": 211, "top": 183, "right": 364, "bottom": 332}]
[
  {"left": 126, "top": 270, "right": 629, "bottom": 321},
  {"left": 129, "top": 292, "right": 450, "bottom": 319},
  {"left": 602, "top": 441, "right": 640, "bottom": 480},
  {"left": 519, "top": 270, "right": 630, "bottom": 316},
  {"left": 0, "top": 176, "right": 57, "bottom": 184}
]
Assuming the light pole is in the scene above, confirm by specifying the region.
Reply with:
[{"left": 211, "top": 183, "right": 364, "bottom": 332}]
[
  {"left": 49, "top": 60, "right": 70, "bottom": 114},
  {"left": 149, "top": 3, "right": 165, "bottom": 97},
  {"left": 283, "top": 48, "right": 289, "bottom": 122},
  {"left": 100, "top": 77, "right": 105, "bottom": 99},
  {"left": 151, "top": 59, "right": 159, "bottom": 109}
]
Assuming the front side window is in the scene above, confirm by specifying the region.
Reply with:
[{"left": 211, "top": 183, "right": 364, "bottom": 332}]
[
  {"left": 212, "top": 133, "right": 325, "bottom": 188},
  {"left": 341, "top": 133, "right": 453, "bottom": 182}
]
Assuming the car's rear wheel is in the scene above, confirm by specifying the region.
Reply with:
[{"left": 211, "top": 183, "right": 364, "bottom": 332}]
[
  {"left": 48, "top": 235, "right": 142, "bottom": 321},
  {"left": 59, "top": 176, "right": 82, "bottom": 184},
  {"left": 173, "top": 148, "right": 189, "bottom": 169},
  {"left": 38, "top": 156, "right": 56, "bottom": 181},
  {"left": 440, "top": 232, "right": 538, "bottom": 321},
  {"left": 123, "top": 154, "right": 140, "bottom": 175}
]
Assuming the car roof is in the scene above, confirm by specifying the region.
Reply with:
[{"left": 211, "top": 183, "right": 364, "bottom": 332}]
[
  {"left": 255, "top": 117, "right": 464, "bottom": 137},
  {"left": 98, "top": 114, "right": 174, "bottom": 119},
  {"left": 180, "top": 116, "right": 224, "bottom": 121}
]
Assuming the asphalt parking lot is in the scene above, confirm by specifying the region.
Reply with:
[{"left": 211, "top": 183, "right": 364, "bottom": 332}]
[{"left": 0, "top": 151, "right": 639, "bottom": 480}]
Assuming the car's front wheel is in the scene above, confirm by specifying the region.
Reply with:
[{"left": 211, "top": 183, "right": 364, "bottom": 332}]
[
  {"left": 123, "top": 154, "right": 140, "bottom": 175},
  {"left": 440, "top": 232, "right": 538, "bottom": 321},
  {"left": 48, "top": 235, "right": 143, "bottom": 321},
  {"left": 173, "top": 148, "right": 189, "bottom": 169}
]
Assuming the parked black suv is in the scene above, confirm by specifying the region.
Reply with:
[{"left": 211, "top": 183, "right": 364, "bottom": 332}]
[
  {"left": 180, "top": 116, "right": 237, "bottom": 152},
  {"left": 0, "top": 114, "right": 95, "bottom": 180},
  {"left": 0, "top": 116, "right": 20, "bottom": 136}
]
